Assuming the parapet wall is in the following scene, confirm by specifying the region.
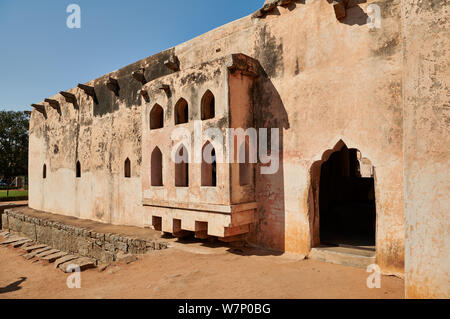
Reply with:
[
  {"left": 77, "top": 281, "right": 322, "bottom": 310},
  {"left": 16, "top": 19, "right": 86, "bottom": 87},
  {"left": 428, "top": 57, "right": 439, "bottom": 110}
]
[{"left": 2, "top": 209, "right": 168, "bottom": 264}]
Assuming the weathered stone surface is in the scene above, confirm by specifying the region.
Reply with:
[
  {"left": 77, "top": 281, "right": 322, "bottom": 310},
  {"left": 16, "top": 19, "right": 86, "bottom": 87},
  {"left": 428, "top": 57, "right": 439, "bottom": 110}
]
[
  {"left": 116, "top": 251, "right": 137, "bottom": 264},
  {"left": 23, "top": 246, "right": 52, "bottom": 259},
  {"left": 59, "top": 258, "right": 96, "bottom": 272},
  {"left": 23, "top": 244, "right": 48, "bottom": 252},
  {"left": 114, "top": 241, "right": 127, "bottom": 252},
  {"left": 11, "top": 239, "right": 33, "bottom": 248},
  {"left": 36, "top": 248, "right": 60, "bottom": 259},
  {"left": 3, "top": 210, "right": 165, "bottom": 266},
  {"left": 21, "top": 241, "right": 36, "bottom": 248},
  {"left": 0, "top": 236, "right": 26, "bottom": 245},
  {"left": 54, "top": 255, "right": 78, "bottom": 268},
  {"left": 42, "top": 251, "right": 68, "bottom": 263},
  {"left": 1, "top": 214, "right": 8, "bottom": 230}
]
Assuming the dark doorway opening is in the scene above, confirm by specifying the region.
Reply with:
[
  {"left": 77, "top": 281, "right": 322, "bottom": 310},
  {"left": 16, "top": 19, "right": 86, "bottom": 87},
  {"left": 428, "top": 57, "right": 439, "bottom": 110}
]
[{"left": 319, "top": 145, "right": 376, "bottom": 247}]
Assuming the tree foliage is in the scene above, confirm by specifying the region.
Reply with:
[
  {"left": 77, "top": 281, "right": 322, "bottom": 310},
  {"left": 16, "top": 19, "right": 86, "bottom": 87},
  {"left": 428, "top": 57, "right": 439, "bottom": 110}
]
[{"left": 0, "top": 111, "right": 30, "bottom": 180}]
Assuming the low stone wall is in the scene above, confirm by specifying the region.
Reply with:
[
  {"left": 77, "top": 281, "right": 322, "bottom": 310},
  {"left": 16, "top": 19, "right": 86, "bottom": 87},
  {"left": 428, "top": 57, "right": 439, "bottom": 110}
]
[
  {"left": 1, "top": 209, "right": 168, "bottom": 264},
  {"left": 0, "top": 203, "right": 27, "bottom": 228}
]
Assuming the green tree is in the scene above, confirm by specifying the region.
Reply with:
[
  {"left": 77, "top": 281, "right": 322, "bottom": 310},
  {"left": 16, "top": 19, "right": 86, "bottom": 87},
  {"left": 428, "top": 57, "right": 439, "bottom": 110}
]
[{"left": 0, "top": 111, "right": 30, "bottom": 182}]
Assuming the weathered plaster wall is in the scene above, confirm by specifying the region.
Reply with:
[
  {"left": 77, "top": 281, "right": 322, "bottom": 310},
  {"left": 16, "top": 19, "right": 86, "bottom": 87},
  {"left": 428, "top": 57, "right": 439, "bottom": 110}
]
[
  {"left": 30, "top": 1, "right": 405, "bottom": 274},
  {"left": 402, "top": 0, "right": 449, "bottom": 298},
  {"left": 29, "top": 49, "right": 178, "bottom": 227},
  {"left": 173, "top": 0, "right": 405, "bottom": 272}
]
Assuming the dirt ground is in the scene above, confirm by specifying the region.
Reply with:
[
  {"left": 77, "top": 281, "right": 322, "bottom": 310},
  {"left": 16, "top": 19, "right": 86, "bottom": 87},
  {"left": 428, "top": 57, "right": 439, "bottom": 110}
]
[{"left": 0, "top": 240, "right": 404, "bottom": 299}]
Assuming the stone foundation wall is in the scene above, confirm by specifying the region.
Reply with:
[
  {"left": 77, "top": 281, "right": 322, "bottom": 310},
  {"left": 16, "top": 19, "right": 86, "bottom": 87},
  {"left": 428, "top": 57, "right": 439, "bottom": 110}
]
[
  {"left": 1, "top": 209, "right": 168, "bottom": 264},
  {"left": 0, "top": 204, "right": 27, "bottom": 229}
]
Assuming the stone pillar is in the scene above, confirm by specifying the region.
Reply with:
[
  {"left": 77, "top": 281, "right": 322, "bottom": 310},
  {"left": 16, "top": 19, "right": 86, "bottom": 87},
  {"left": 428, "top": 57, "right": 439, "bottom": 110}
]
[{"left": 402, "top": 0, "right": 449, "bottom": 298}]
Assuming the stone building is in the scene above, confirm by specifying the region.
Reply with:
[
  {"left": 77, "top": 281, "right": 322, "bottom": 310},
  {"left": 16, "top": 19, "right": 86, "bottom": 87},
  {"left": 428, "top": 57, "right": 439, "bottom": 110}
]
[{"left": 28, "top": 0, "right": 448, "bottom": 298}]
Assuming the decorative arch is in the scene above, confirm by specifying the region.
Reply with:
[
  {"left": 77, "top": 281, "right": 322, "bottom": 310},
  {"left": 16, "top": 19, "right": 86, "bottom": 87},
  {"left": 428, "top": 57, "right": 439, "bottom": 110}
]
[
  {"left": 174, "top": 144, "right": 189, "bottom": 187},
  {"left": 174, "top": 98, "right": 188, "bottom": 125},
  {"left": 308, "top": 140, "right": 376, "bottom": 248},
  {"left": 151, "top": 147, "right": 163, "bottom": 186},
  {"left": 201, "top": 90, "right": 215, "bottom": 120},
  {"left": 150, "top": 104, "right": 164, "bottom": 130},
  {"left": 201, "top": 141, "right": 217, "bottom": 187}
]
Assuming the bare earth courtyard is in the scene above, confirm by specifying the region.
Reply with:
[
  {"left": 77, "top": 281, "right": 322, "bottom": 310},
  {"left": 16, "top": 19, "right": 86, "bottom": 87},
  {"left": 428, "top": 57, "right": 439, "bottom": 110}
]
[{"left": 0, "top": 240, "right": 403, "bottom": 299}]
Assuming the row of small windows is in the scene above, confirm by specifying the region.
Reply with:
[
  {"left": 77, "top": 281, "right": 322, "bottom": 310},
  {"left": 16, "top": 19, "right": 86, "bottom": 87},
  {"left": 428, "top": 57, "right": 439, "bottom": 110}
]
[
  {"left": 150, "top": 142, "right": 250, "bottom": 188},
  {"left": 150, "top": 90, "right": 215, "bottom": 130},
  {"left": 43, "top": 158, "right": 132, "bottom": 179},
  {"left": 42, "top": 142, "right": 250, "bottom": 187}
]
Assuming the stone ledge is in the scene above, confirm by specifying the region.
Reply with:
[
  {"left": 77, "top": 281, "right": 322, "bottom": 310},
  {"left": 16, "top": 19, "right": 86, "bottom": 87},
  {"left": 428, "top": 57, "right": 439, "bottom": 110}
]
[{"left": 2, "top": 209, "right": 168, "bottom": 265}]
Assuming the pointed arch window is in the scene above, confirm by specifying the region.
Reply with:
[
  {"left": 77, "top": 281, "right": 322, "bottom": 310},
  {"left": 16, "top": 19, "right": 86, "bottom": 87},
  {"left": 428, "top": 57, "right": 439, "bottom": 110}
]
[
  {"left": 43, "top": 164, "right": 47, "bottom": 179},
  {"left": 201, "top": 142, "right": 216, "bottom": 187},
  {"left": 201, "top": 90, "right": 215, "bottom": 120},
  {"left": 175, "top": 144, "right": 189, "bottom": 187},
  {"left": 150, "top": 104, "right": 164, "bottom": 130},
  {"left": 151, "top": 147, "right": 163, "bottom": 186},
  {"left": 174, "top": 98, "right": 188, "bottom": 125}
]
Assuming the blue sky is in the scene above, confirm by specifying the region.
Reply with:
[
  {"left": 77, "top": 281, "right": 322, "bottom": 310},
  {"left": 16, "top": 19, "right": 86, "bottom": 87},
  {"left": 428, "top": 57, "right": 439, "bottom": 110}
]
[{"left": 0, "top": 0, "right": 261, "bottom": 111}]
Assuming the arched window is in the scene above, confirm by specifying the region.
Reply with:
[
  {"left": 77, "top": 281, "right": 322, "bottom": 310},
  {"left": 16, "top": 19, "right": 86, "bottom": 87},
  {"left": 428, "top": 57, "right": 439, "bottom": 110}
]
[
  {"left": 175, "top": 144, "right": 189, "bottom": 187},
  {"left": 43, "top": 164, "right": 47, "bottom": 179},
  {"left": 201, "top": 142, "right": 216, "bottom": 186},
  {"left": 174, "top": 98, "right": 188, "bottom": 125},
  {"left": 151, "top": 147, "right": 163, "bottom": 186},
  {"left": 201, "top": 90, "right": 215, "bottom": 120},
  {"left": 76, "top": 161, "right": 81, "bottom": 178},
  {"left": 239, "top": 141, "right": 250, "bottom": 186},
  {"left": 124, "top": 158, "right": 131, "bottom": 178},
  {"left": 150, "top": 104, "right": 164, "bottom": 130}
]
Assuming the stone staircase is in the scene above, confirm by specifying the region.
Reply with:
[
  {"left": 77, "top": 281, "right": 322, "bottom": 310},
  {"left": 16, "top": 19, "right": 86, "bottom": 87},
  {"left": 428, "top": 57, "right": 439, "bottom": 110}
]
[
  {"left": 308, "top": 245, "right": 376, "bottom": 269},
  {"left": 0, "top": 231, "right": 96, "bottom": 272}
]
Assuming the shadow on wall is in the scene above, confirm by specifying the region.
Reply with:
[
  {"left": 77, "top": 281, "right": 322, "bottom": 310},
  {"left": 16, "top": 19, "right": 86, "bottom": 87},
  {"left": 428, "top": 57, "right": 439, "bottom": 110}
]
[
  {"left": 327, "top": 0, "right": 369, "bottom": 26},
  {"left": 248, "top": 61, "right": 290, "bottom": 254},
  {"left": 0, "top": 277, "right": 26, "bottom": 294}
]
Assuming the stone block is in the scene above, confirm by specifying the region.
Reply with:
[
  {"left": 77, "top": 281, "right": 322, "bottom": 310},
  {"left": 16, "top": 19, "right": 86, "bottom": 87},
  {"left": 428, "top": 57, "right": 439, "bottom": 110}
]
[
  {"left": 1, "top": 214, "right": 9, "bottom": 231},
  {"left": 54, "top": 255, "right": 78, "bottom": 268},
  {"left": 42, "top": 251, "right": 68, "bottom": 263},
  {"left": 114, "top": 241, "right": 127, "bottom": 252}
]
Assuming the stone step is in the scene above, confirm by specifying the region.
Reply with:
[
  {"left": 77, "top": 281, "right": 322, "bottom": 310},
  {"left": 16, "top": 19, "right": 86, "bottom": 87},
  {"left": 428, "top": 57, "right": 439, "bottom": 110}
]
[
  {"left": 21, "top": 242, "right": 37, "bottom": 249},
  {"left": 23, "top": 247, "right": 52, "bottom": 259},
  {"left": 54, "top": 255, "right": 79, "bottom": 268},
  {"left": 59, "top": 257, "right": 96, "bottom": 272},
  {"left": 0, "top": 236, "right": 27, "bottom": 245},
  {"left": 36, "top": 249, "right": 60, "bottom": 259},
  {"left": 308, "top": 245, "right": 376, "bottom": 269},
  {"left": 22, "top": 244, "right": 48, "bottom": 252},
  {"left": 42, "top": 251, "right": 68, "bottom": 263},
  {"left": 11, "top": 239, "right": 33, "bottom": 248}
]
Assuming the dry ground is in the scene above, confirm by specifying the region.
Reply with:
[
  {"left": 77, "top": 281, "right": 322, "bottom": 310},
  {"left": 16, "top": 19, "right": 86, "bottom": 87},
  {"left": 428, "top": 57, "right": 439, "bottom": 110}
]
[{"left": 0, "top": 240, "right": 404, "bottom": 299}]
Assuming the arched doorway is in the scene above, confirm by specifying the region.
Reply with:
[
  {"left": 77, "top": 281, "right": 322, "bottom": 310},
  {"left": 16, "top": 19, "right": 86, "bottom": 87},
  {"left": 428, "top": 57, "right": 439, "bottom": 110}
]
[{"left": 317, "top": 142, "right": 376, "bottom": 247}]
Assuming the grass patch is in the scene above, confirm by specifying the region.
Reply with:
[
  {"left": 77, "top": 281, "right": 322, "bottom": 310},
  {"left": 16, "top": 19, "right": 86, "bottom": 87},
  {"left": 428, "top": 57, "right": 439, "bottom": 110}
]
[{"left": 0, "top": 190, "right": 28, "bottom": 199}]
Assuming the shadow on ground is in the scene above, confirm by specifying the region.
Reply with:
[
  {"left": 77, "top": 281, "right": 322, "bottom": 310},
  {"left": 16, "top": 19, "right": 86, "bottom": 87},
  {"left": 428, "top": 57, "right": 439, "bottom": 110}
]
[
  {"left": 0, "top": 277, "right": 26, "bottom": 294},
  {"left": 163, "top": 233, "right": 284, "bottom": 257}
]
